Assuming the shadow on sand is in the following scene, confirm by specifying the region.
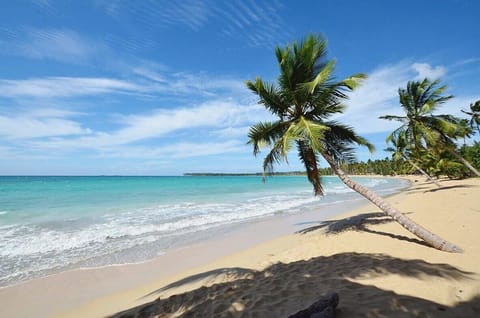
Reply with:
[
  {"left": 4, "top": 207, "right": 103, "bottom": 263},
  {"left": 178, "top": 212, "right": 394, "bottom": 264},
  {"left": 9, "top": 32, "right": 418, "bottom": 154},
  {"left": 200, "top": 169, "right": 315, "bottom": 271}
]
[
  {"left": 296, "top": 212, "right": 432, "bottom": 249},
  {"left": 108, "top": 252, "right": 477, "bottom": 318},
  {"left": 405, "top": 183, "right": 477, "bottom": 194}
]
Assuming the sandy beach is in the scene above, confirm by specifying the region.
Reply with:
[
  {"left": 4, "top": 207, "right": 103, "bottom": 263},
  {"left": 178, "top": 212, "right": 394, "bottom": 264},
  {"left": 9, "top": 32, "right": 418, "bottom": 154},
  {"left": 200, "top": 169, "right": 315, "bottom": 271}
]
[{"left": 1, "top": 176, "right": 479, "bottom": 317}]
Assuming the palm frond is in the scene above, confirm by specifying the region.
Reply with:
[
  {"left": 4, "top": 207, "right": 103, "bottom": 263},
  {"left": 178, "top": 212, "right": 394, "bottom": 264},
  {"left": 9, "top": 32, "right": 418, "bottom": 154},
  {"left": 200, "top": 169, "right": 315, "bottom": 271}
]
[
  {"left": 246, "top": 78, "right": 287, "bottom": 118},
  {"left": 247, "top": 121, "right": 285, "bottom": 156},
  {"left": 291, "top": 117, "right": 329, "bottom": 153},
  {"left": 300, "top": 60, "right": 335, "bottom": 94},
  {"left": 340, "top": 73, "right": 367, "bottom": 90}
]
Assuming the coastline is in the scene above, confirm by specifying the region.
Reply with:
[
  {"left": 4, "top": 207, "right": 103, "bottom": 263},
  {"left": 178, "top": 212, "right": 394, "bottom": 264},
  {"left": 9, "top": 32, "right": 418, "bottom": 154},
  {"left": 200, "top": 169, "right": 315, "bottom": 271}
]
[
  {"left": 1, "top": 175, "right": 403, "bottom": 288},
  {"left": 2, "top": 176, "right": 480, "bottom": 317},
  {"left": 0, "top": 177, "right": 381, "bottom": 318}
]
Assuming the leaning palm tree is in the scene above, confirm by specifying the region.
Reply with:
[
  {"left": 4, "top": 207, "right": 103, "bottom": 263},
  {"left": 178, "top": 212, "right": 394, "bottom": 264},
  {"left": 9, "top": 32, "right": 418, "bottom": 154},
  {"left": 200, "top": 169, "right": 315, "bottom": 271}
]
[
  {"left": 385, "top": 131, "right": 441, "bottom": 187},
  {"left": 462, "top": 100, "right": 480, "bottom": 135},
  {"left": 247, "top": 34, "right": 461, "bottom": 252},
  {"left": 380, "top": 79, "right": 480, "bottom": 177}
]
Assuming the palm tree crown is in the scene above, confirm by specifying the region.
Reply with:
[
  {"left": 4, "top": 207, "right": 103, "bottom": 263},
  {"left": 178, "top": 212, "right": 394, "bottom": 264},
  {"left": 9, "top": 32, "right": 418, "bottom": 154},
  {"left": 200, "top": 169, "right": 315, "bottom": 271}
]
[
  {"left": 380, "top": 78, "right": 459, "bottom": 151},
  {"left": 247, "top": 34, "right": 373, "bottom": 195}
]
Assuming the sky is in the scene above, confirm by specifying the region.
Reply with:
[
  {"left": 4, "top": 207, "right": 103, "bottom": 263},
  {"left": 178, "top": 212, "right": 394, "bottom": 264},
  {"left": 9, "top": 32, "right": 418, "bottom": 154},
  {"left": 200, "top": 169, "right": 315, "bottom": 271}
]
[{"left": 0, "top": 0, "right": 479, "bottom": 175}]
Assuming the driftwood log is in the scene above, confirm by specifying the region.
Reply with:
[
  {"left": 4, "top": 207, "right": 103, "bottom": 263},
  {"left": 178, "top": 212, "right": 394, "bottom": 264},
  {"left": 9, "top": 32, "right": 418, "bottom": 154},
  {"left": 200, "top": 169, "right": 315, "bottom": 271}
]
[{"left": 288, "top": 292, "right": 339, "bottom": 318}]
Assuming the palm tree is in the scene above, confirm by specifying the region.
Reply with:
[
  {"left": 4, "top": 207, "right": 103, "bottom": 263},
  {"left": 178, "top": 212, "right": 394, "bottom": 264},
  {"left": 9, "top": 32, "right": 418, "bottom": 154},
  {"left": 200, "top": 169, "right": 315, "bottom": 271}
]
[
  {"left": 462, "top": 100, "right": 480, "bottom": 135},
  {"left": 247, "top": 34, "right": 462, "bottom": 253},
  {"left": 385, "top": 131, "right": 441, "bottom": 187},
  {"left": 379, "top": 79, "right": 480, "bottom": 177}
]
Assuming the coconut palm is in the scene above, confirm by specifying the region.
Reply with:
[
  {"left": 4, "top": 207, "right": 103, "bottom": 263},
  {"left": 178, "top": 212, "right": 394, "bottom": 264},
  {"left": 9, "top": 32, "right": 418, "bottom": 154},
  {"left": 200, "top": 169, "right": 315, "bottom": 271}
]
[
  {"left": 462, "top": 100, "right": 480, "bottom": 135},
  {"left": 379, "top": 79, "right": 480, "bottom": 177},
  {"left": 385, "top": 131, "right": 441, "bottom": 187},
  {"left": 247, "top": 34, "right": 461, "bottom": 252}
]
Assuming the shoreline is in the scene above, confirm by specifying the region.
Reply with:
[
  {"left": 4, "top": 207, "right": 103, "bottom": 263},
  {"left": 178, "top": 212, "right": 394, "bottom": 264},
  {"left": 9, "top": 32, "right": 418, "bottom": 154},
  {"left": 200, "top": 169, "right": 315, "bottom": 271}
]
[
  {"left": 0, "top": 175, "right": 408, "bottom": 290},
  {"left": 3, "top": 176, "right": 479, "bottom": 317},
  {"left": 0, "top": 175, "right": 408, "bottom": 317},
  {"left": 0, "top": 187, "right": 380, "bottom": 317}
]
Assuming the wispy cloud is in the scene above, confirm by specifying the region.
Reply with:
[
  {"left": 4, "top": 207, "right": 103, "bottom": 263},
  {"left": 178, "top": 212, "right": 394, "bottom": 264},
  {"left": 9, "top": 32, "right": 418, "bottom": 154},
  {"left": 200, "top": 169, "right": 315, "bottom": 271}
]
[
  {"left": 213, "top": 0, "right": 288, "bottom": 47},
  {"left": 99, "top": 0, "right": 211, "bottom": 31},
  {"left": 0, "top": 108, "right": 91, "bottom": 139},
  {"left": 0, "top": 27, "right": 104, "bottom": 63},
  {"left": 25, "top": 100, "right": 271, "bottom": 150},
  {"left": 0, "top": 65, "right": 250, "bottom": 101},
  {"left": 97, "top": 0, "right": 289, "bottom": 49},
  {"left": 0, "top": 77, "right": 147, "bottom": 98},
  {"left": 96, "top": 140, "right": 246, "bottom": 159}
]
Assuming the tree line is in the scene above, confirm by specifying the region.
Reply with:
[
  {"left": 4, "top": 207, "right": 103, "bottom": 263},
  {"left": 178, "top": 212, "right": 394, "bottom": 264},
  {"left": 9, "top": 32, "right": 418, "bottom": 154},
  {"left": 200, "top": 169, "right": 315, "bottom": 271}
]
[{"left": 316, "top": 142, "right": 480, "bottom": 179}]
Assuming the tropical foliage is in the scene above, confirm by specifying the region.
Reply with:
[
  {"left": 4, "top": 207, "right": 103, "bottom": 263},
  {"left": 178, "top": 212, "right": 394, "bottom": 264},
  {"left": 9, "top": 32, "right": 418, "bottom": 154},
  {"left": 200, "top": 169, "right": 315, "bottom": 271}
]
[
  {"left": 247, "top": 34, "right": 462, "bottom": 253},
  {"left": 379, "top": 79, "right": 480, "bottom": 177}
]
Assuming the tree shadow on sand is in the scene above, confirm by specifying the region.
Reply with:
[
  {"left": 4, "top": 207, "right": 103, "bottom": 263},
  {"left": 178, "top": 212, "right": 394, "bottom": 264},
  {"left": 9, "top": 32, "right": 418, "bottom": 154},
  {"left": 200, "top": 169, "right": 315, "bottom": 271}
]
[
  {"left": 108, "top": 253, "right": 478, "bottom": 318},
  {"left": 405, "top": 184, "right": 477, "bottom": 194},
  {"left": 296, "top": 212, "right": 432, "bottom": 249}
]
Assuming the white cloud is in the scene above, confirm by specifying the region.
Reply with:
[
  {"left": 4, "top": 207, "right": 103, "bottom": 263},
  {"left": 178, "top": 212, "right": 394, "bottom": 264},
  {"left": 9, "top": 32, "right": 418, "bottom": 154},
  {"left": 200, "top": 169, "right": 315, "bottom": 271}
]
[
  {"left": 342, "top": 61, "right": 412, "bottom": 134},
  {"left": 412, "top": 63, "right": 446, "bottom": 80},
  {"left": 27, "top": 100, "right": 272, "bottom": 150},
  {"left": 119, "top": 140, "right": 244, "bottom": 159},
  {"left": 132, "top": 67, "right": 167, "bottom": 83},
  {"left": 0, "top": 70, "right": 248, "bottom": 100},
  {"left": 0, "top": 110, "right": 91, "bottom": 139},
  {"left": 1, "top": 28, "right": 104, "bottom": 63},
  {"left": 0, "top": 77, "right": 147, "bottom": 98}
]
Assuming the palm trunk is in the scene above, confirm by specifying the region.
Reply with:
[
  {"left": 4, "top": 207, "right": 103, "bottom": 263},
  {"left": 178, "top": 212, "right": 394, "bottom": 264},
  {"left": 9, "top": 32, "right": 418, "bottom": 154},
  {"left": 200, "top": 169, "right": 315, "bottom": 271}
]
[
  {"left": 450, "top": 150, "right": 480, "bottom": 177},
  {"left": 299, "top": 142, "right": 324, "bottom": 196},
  {"left": 322, "top": 153, "right": 462, "bottom": 253},
  {"left": 403, "top": 155, "right": 442, "bottom": 188}
]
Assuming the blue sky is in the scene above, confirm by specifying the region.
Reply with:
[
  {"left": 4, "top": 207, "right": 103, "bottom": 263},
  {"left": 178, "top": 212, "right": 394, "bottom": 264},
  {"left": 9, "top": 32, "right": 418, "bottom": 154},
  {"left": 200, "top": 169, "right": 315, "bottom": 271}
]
[{"left": 0, "top": 0, "right": 479, "bottom": 175}]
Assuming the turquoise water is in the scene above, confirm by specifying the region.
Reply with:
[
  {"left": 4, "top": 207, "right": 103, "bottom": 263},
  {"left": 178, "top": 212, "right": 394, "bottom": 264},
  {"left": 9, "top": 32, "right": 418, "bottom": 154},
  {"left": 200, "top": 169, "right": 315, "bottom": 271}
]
[{"left": 0, "top": 175, "right": 408, "bottom": 287}]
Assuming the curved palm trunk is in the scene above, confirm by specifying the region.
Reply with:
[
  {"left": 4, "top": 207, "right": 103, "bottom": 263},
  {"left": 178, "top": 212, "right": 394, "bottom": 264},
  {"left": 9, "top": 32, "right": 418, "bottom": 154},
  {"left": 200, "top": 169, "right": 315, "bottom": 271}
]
[
  {"left": 322, "top": 153, "right": 462, "bottom": 253},
  {"left": 402, "top": 155, "right": 442, "bottom": 188},
  {"left": 450, "top": 150, "right": 480, "bottom": 177}
]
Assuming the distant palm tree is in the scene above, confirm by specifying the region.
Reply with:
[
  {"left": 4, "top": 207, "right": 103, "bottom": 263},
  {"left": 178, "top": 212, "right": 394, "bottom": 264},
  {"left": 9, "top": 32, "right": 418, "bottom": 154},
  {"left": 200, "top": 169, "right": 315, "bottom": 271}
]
[
  {"left": 385, "top": 131, "right": 441, "bottom": 187},
  {"left": 380, "top": 79, "right": 480, "bottom": 177},
  {"left": 247, "top": 35, "right": 461, "bottom": 252},
  {"left": 462, "top": 100, "right": 480, "bottom": 135}
]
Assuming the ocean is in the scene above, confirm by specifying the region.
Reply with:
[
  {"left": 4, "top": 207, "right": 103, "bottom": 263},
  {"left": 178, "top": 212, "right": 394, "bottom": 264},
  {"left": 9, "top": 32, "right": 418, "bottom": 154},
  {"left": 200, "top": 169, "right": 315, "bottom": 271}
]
[{"left": 0, "top": 175, "right": 409, "bottom": 287}]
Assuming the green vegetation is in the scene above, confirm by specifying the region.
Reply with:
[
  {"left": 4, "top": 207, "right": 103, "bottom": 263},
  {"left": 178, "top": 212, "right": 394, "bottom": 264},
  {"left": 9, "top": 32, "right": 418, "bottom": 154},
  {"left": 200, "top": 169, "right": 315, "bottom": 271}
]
[
  {"left": 380, "top": 79, "right": 480, "bottom": 177},
  {"left": 246, "top": 34, "right": 462, "bottom": 252}
]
